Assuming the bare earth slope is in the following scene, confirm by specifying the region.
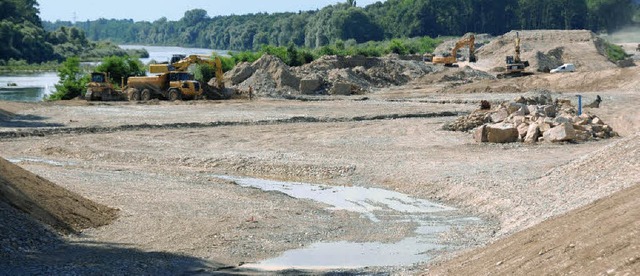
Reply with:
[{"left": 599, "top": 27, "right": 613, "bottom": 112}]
[
  {"left": 0, "top": 156, "right": 118, "bottom": 234},
  {"left": 427, "top": 133, "right": 640, "bottom": 275}
]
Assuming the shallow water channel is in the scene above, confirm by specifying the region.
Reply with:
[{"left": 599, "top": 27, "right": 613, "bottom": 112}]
[{"left": 215, "top": 175, "right": 486, "bottom": 271}]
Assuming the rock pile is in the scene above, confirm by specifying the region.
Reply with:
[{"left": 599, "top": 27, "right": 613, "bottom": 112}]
[
  {"left": 445, "top": 91, "right": 618, "bottom": 144},
  {"left": 224, "top": 54, "right": 440, "bottom": 97}
]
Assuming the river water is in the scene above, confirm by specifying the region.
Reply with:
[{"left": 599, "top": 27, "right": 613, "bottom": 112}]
[{"left": 0, "top": 45, "right": 225, "bottom": 102}]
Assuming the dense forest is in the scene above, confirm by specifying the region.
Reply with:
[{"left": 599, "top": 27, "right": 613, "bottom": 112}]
[
  {"left": 44, "top": 0, "right": 640, "bottom": 51},
  {"left": 0, "top": 0, "right": 147, "bottom": 64}
]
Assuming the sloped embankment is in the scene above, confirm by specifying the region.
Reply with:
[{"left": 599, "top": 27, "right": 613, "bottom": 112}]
[
  {"left": 426, "top": 133, "right": 640, "bottom": 275},
  {"left": 0, "top": 157, "right": 118, "bottom": 234},
  {"left": 476, "top": 30, "right": 619, "bottom": 72}
]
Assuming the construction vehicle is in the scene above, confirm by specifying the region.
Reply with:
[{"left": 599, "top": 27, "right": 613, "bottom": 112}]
[
  {"left": 432, "top": 33, "right": 477, "bottom": 67},
  {"left": 497, "top": 32, "right": 533, "bottom": 79},
  {"left": 146, "top": 54, "right": 228, "bottom": 100},
  {"left": 85, "top": 72, "right": 125, "bottom": 101},
  {"left": 125, "top": 71, "right": 201, "bottom": 101}
]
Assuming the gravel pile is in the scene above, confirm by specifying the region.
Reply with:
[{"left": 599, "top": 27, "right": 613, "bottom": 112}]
[{"left": 224, "top": 54, "right": 442, "bottom": 97}]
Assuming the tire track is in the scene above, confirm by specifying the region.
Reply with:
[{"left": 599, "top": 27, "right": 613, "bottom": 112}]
[{"left": 0, "top": 111, "right": 462, "bottom": 139}]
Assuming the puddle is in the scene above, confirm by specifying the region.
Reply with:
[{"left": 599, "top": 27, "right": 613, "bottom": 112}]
[
  {"left": 214, "top": 175, "right": 485, "bottom": 271},
  {"left": 8, "top": 157, "right": 75, "bottom": 167}
]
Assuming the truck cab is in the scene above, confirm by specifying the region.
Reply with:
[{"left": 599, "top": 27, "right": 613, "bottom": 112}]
[{"left": 168, "top": 72, "right": 201, "bottom": 100}]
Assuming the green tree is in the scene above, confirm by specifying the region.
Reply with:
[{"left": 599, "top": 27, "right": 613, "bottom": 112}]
[
  {"left": 95, "top": 56, "right": 145, "bottom": 86},
  {"left": 49, "top": 57, "right": 88, "bottom": 100}
]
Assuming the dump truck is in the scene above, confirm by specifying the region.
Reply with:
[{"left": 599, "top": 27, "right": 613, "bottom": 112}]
[
  {"left": 433, "top": 33, "right": 477, "bottom": 67},
  {"left": 85, "top": 72, "right": 125, "bottom": 101},
  {"left": 125, "top": 71, "right": 201, "bottom": 101},
  {"left": 147, "top": 54, "right": 229, "bottom": 100}
]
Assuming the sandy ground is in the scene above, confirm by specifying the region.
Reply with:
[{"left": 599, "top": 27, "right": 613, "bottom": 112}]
[{"left": 1, "top": 64, "right": 639, "bottom": 274}]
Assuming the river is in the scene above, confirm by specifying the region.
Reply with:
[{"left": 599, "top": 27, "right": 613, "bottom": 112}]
[{"left": 0, "top": 45, "right": 225, "bottom": 102}]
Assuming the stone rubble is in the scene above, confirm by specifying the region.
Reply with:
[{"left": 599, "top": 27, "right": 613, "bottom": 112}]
[{"left": 444, "top": 90, "right": 618, "bottom": 143}]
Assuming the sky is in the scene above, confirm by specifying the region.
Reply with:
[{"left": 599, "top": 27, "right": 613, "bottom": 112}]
[{"left": 38, "top": 0, "right": 384, "bottom": 22}]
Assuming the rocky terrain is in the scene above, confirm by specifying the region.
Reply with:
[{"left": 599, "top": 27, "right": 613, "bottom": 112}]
[{"left": 1, "top": 29, "right": 639, "bottom": 275}]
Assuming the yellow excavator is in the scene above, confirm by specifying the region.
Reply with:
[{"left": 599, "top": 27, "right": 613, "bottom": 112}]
[
  {"left": 497, "top": 32, "right": 532, "bottom": 79},
  {"left": 150, "top": 54, "right": 224, "bottom": 90},
  {"left": 432, "top": 33, "right": 477, "bottom": 67},
  {"left": 139, "top": 54, "right": 228, "bottom": 100}
]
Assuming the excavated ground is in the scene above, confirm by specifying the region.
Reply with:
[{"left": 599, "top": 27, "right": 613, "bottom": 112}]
[{"left": 1, "top": 30, "right": 639, "bottom": 274}]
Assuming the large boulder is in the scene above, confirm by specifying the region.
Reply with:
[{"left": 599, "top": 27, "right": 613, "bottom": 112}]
[
  {"left": 543, "top": 122, "right": 576, "bottom": 142},
  {"left": 299, "top": 77, "right": 323, "bottom": 94},
  {"left": 524, "top": 123, "right": 541, "bottom": 143},
  {"left": 330, "top": 82, "right": 353, "bottom": 95},
  {"left": 487, "top": 123, "right": 519, "bottom": 143},
  {"left": 474, "top": 125, "right": 489, "bottom": 143},
  {"left": 490, "top": 108, "right": 509, "bottom": 123}
]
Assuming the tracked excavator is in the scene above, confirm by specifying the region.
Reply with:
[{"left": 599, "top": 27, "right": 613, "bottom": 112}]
[
  {"left": 497, "top": 32, "right": 533, "bottom": 79},
  {"left": 432, "top": 33, "right": 477, "bottom": 67}
]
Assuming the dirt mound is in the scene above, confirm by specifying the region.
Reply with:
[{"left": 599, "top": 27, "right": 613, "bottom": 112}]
[
  {"left": 426, "top": 135, "right": 640, "bottom": 275},
  {"left": 476, "top": 30, "right": 617, "bottom": 72},
  {"left": 0, "top": 157, "right": 118, "bottom": 234},
  {"left": 224, "top": 54, "right": 441, "bottom": 97}
]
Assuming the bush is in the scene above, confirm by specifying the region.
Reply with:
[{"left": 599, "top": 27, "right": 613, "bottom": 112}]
[
  {"left": 48, "top": 57, "right": 89, "bottom": 101},
  {"left": 604, "top": 42, "right": 627, "bottom": 62},
  {"left": 95, "top": 55, "right": 145, "bottom": 85}
]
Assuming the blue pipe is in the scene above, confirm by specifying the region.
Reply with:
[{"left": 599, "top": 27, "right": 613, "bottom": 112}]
[{"left": 577, "top": 95, "right": 582, "bottom": 116}]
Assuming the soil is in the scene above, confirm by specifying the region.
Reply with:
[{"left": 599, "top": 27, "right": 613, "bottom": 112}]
[{"left": 1, "top": 29, "right": 639, "bottom": 274}]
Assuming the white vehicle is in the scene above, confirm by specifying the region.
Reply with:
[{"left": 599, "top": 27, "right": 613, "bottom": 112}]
[{"left": 550, "top": 63, "right": 576, "bottom": 73}]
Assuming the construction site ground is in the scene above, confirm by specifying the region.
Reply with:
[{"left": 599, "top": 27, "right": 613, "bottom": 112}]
[{"left": 2, "top": 30, "right": 640, "bottom": 275}]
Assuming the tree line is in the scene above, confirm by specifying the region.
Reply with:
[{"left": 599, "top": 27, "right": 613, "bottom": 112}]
[
  {"left": 0, "top": 0, "right": 148, "bottom": 65},
  {"left": 44, "top": 0, "right": 639, "bottom": 51}
]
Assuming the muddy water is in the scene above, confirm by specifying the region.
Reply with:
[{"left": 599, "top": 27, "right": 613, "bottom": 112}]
[{"left": 215, "top": 175, "right": 486, "bottom": 271}]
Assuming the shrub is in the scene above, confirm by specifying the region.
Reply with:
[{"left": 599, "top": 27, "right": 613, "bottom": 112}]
[{"left": 48, "top": 57, "right": 89, "bottom": 100}]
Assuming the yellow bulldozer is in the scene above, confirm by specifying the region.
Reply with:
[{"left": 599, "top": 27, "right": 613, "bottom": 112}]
[
  {"left": 432, "top": 33, "right": 477, "bottom": 67},
  {"left": 85, "top": 72, "right": 125, "bottom": 101}
]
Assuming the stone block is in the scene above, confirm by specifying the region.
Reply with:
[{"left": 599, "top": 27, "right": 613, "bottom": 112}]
[
  {"left": 474, "top": 125, "right": 488, "bottom": 143},
  {"left": 543, "top": 122, "right": 576, "bottom": 143},
  {"left": 524, "top": 123, "right": 540, "bottom": 143},
  {"left": 490, "top": 108, "right": 509, "bottom": 123},
  {"left": 487, "top": 123, "right": 519, "bottom": 143},
  {"left": 330, "top": 82, "right": 353, "bottom": 95},
  {"left": 300, "top": 78, "right": 323, "bottom": 94}
]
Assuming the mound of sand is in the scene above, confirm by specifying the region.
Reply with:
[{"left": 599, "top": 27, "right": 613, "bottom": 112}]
[
  {"left": 476, "top": 30, "right": 618, "bottom": 72},
  {"left": 0, "top": 157, "right": 118, "bottom": 234}
]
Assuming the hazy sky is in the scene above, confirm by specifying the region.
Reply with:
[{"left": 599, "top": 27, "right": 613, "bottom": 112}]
[{"left": 38, "top": 0, "right": 384, "bottom": 22}]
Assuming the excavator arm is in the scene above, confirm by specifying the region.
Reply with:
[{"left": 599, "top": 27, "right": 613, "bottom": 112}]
[
  {"left": 432, "top": 33, "right": 477, "bottom": 66},
  {"left": 149, "top": 55, "right": 224, "bottom": 89}
]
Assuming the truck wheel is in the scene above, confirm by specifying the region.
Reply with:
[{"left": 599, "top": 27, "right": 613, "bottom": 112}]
[
  {"left": 168, "top": 89, "right": 182, "bottom": 101},
  {"left": 128, "top": 88, "right": 140, "bottom": 101},
  {"left": 141, "top": 89, "right": 151, "bottom": 101}
]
